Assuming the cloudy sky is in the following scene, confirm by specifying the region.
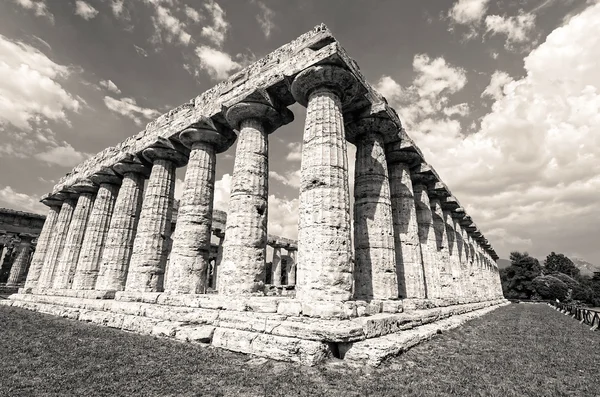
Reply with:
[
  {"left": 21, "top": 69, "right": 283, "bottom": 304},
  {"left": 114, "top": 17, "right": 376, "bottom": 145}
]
[{"left": 0, "top": 0, "right": 598, "bottom": 264}]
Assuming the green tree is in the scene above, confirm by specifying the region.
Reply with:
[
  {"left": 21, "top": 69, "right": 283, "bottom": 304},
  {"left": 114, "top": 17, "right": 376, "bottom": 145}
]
[
  {"left": 501, "top": 252, "right": 542, "bottom": 299},
  {"left": 532, "top": 275, "right": 569, "bottom": 301},
  {"left": 544, "top": 252, "right": 580, "bottom": 278}
]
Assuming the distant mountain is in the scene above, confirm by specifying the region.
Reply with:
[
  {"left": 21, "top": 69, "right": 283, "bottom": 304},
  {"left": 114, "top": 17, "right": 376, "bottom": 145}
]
[
  {"left": 570, "top": 257, "right": 600, "bottom": 276},
  {"left": 497, "top": 259, "right": 511, "bottom": 269}
]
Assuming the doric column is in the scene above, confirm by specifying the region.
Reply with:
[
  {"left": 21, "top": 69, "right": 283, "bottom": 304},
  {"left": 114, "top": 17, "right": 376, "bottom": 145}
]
[
  {"left": 71, "top": 172, "right": 121, "bottom": 290},
  {"left": 442, "top": 208, "right": 463, "bottom": 301},
  {"left": 451, "top": 214, "right": 468, "bottom": 300},
  {"left": 23, "top": 198, "right": 61, "bottom": 290},
  {"left": 291, "top": 65, "right": 361, "bottom": 302},
  {"left": 52, "top": 181, "right": 97, "bottom": 289},
  {"left": 345, "top": 116, "right": 397, "bottom": 300},
  {"left": 271, "top": 244, "right": 282, "bottom": 287},
  {"left": 125, "top": 140, "right": 189, "bottom": 292},
  {"left": 95, "top": 158, "right": 149, "bottom": 291},
  {"left": 430, "top": 198, "right": 453, "bottom": 299},
  {"left": 413, "top": 182, "right": 439, "bottom": 299},
  {"left": 0, "top": 237, "right": 16, "bottom": 283},
  {"left": 38, "top": 195, "right": 76, "bottom": 289},
  {"left": 211, "top": 229, "right": 225, "bottom": 290},
  {"left": 218, "top": 90, "right": 292, "bottom": 296},
  {"left": 165, "top": 119, "right": 235, "bottom": 294},
  {"left": 286, "top": 247, "right": 297, "bottom": 287},
  {"left": 6, "top": 234, "right": 35, "bottom": 286}
]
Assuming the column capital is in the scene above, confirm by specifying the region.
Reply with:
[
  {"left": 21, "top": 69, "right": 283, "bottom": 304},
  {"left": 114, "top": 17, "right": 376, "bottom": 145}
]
[
  {"left": 112, "top": 154, "right": 151, "bottom": 177},
  {"left": 17, "top": 233, "right": 36, "bottom": 243},
  {"left": 291, "top": 64, "right": 362, "bottom": 108},
  {"left": 410, "top": 163, "right": 439, "bottom": 186},
  {"left": 344, "top": 115, "right": 398, "bottom": 144},
  {"left": 142, "top": 138, "right": 189, "bottom": 167},
  {"left": 71, "top": 179, "right": 99, "bottom": 194},
  {"left": 89, "top": 170, "right": 122, "bottom": 186},
  {"left": 179, "top": 117, "right": 236, "bottom": 153},
  {"left": 224, "top": 89, "right": 293, "bottom": 134}
]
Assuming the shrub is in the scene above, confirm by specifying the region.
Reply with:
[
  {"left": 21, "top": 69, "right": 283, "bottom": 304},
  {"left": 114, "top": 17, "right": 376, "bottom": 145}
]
[{"left": 532, "top": 275, "right": 569, "bottom": 301}]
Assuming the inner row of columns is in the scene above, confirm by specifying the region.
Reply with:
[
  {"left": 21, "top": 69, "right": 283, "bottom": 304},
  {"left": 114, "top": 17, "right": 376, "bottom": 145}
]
[{"left": 24, "top": 64, "right": 502, "bottom": 302}]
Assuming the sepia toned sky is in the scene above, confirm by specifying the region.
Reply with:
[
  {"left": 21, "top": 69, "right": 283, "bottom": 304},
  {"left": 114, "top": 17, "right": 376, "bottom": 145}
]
[{"left": 0, "top": 0, "right": 598, "bottom": 264}]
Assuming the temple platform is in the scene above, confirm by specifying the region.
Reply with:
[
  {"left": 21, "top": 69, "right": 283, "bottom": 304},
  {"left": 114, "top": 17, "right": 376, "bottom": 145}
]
[{"left": 1, "top": 292, "right": 509, "bottom": 366}]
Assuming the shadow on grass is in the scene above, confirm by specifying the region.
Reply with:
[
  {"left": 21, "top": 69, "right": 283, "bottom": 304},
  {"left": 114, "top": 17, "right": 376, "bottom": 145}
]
[{"left": 1, "top": 303, "right": 598, "bottom": 397}]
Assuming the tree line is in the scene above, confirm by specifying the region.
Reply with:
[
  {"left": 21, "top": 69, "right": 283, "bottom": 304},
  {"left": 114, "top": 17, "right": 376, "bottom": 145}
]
[{"left": 500, "top": 251, "right": 600, "bottom": 307}]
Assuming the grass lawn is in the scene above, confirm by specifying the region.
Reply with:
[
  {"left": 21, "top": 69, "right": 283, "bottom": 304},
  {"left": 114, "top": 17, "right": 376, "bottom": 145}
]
[{"left": 1, "top": 303, "right": 598, "bottom": 397}]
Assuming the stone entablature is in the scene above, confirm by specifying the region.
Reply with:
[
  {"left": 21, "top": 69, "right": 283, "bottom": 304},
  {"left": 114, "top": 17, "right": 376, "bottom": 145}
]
[{"left": 8, "top": 25, "right": 507, "bottom": 366}]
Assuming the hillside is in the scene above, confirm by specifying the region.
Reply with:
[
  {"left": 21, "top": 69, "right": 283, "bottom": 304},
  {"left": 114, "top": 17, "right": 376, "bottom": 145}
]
[{"left": 571, "top": 257, "right": 600, "bottom": 276}]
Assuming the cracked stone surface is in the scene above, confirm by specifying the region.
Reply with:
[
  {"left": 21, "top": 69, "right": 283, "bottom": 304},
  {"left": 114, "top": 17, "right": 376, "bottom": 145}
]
[
  {"left": 96, "top": 168, "right": 146, "bottom": 291},
  {"left": 72, "top": 182, "right": 120, "bottom": 290},
  {"left": 126, "top": 147, "right": 186, "bottom": 292},
  {"left": 52, "top": 192, "right": 95, "bottom": 289},
  {"left": 352, "top": 130, "right": 397, "bottom": 300},
  {"left": 430, "top": 199, "right": 454, "bottom": 299},
  {"left": 24, "top": 205, "right": 60, "bottom": 290},
  {"left": 388, "top": 162, "right": 426, "bottom": 299},
  {"left": 38, "top": 199, "right": 76, "bottom": 289},
  {"left": 292, "top": 65, "right": 360, "bottom": 302}
]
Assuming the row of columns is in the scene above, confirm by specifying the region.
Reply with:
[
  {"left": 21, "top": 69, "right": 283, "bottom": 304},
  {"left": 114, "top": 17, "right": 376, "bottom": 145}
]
[
  {"left": 25, "top": 63, "right": 501, "bottom": 305},
  {"left": 0, "top": 233, "right": 36, "bottom": 287}
]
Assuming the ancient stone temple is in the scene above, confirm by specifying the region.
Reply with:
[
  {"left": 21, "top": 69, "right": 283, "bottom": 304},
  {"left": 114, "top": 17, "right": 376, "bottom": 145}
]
[
  {"left": 0, "top": 208, "right": 45, "bottom": 288},
  {"left": 2, "top": 25, "right": 507, "bottom": 366}
]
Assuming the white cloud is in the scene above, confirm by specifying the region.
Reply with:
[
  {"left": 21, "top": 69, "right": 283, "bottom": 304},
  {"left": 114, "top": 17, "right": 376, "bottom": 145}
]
[
  {"left": 212, "top": 173, "right": 232, "bottom": 212},
  {"left": 0, "top": 35, "right": 79, "bottom": 130},
  {"left": 151, "top": 4, "right": 192, "bottom": 46},
  {"left": 201, "top": 0, "right": 229, "bottom": 47},
  {"left": 13, "top": 0, "right": 54, "bottom": 23},
  {"left": 0, "top": 186, "right": 45, "bottom": 214},
  {"left": 195, "top": 45, "right": 240, "bottom": 80},
  {"left": 285, "top": 142, "right": 302, "bottom": 161},
  {"left": 185, "top": 5, "right": 201, "bottom": 22},
  {"left": 443, "top": 102, "right": 470, "bottom": 117},
  {"left": 255, "top": 1, "right": 275, "bottom": 38},
  {"left": 448, "top": 0, "right": 490, "bottom": 25},
  {"left": 375, "top": 76, "right": 403, "bottom": 106},
  {"left": 103, "top": 96, "right": 160, "bottom": 126},
  {"left": 74, "top": 0, "right": 98, "bottom": 20},
  {"left": 481, "top": 71, "right": 514, "bottom": 101},
  {"left": 413, "top": 54, "right": 467, "bottom": 98},
  {"left": 99, "top": 79, "right": 121, "bottom": 95},
  {"left": 268, "top": 195, "right": 299, "bottom": 239},
  {"left": 110, "top": 0, "right": 124, "bottom": 17},
  {"left": 485, "top": 11, "right": 536, "bottom": 50},
  {"left": 34, "top": 142, "right": 91, "bottom": 167},
  {"left": 269, "top": 170, "right": 300, "bottom": 189},
  {"left": 406, "top": 2, "right": 600, "bottom": 260}
]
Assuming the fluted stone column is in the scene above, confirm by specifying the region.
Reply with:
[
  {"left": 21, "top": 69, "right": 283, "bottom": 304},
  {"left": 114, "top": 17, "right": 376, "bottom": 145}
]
[
  {"left": 271, "top": 245, "right": 282, "bottom": 287},
  {"left": 38, "top": 196, "right": 76, "bottom": 289},
  {"left": 0, "top": 239, "right": 15, "bottom": 284},
  {"left": 211, "top": 230, "right": 224, "bottom": 290},
  {"left": 6, "top": 234, "right": 35, "bottom": 286},
  {"left": 95, "top": 159, "right": 149, "bottom": 291},
  {"left": 430, "top": 199, "right": 453, "bottom": 299},
  {"left": 24, "top": 199, "right": 61, "bottom": 290},
  {"left": 218, "top": 91, "right": 292, "bottom": 296},
  {"left": 451, "top": 215, "right": 468, "bottom": 300},
  {"left": 166, "top": 121, "right": 234, "bottom": 294},
  {"left": 345, "top": 117, "right": 397, "bottom": 300},
  {"left": 125, "top": 142, "right": 188, "bottom": 292},
  {"left": 443, "top": 209, "right": 463, "bottom": 301},
  {"left": 291, "top": 65, "right": 360, "bottom": 302},
  {"left": 71, "top": 173, "right": 121, "bottom": 290},
  {"left": 286, "top": 248, "right": 296, "bottom": 286},
  {"left": 413, "top": 183, "right": 440, "bottom": 299},
  {"left": 52, "top": 181, "right": 97, "bottom": 289}
]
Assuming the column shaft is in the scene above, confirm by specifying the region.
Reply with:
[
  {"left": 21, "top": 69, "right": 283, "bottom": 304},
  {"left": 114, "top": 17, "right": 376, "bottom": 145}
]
[
  {"left": 211, "top": 234, "right": 224, "bottom": 290},
  {"left": 353, "top": 131, "right": 397, "bottom": 300},
  {"left": 166, "top": 142, "right": 216, "bottom": 294},
  {"left": 430, "top": 199, "right": 453, "bottom": 299},
  {"left": 271, "top": 246, "right": 282, "bottom": 286},
  {"left": 296, "top": 89, "right": 353, "bottom": 301},
  {"left": 126, "top": 159, "right": 177, "bottom": 292},
  {"left": 219, "top": 119, "right": 268, "bottom": 295},
  {"left": 286, "top": 249, "right": 296, "bottom": 286},
  {"left": 96, "top": 172, "right": 145, "bottom": 291},
  {"left": 413, "top": 184, "right": 439, "bottom": 299},
  {"left": 72, "top": 183, "right": 119, "bottom": 290},
  {"left": 6, "top": 238, "right": 33, "bottom": 286},
  {"left": 38, "top": 199, "right": 76, "bottom": 289},
  {"left": 24, "top": 205, "right": 60, "bottom": 290},
  {"left": 52, "top": 192, "right": 95, "bottom": 289}
]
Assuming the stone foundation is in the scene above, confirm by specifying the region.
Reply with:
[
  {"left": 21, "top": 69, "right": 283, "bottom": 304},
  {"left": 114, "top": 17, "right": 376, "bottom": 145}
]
[{"left": 2, "top": 292, "right": 508, "bottom": 366}]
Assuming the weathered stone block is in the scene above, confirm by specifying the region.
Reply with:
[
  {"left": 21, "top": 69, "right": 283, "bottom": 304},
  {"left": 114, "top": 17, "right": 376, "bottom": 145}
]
[{"left": 174, "top": 325, "right": 215, "bottom": 343}]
